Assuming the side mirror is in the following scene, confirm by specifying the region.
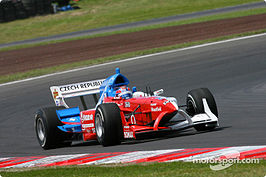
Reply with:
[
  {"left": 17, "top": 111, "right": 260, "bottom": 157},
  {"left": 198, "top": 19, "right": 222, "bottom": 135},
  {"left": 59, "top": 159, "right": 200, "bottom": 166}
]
[
  {"left": 153, "top": 89, "right": 164, "bottom": 96},
  {"left": 132, "top": 87, "right": 137, "bottom": 93}
]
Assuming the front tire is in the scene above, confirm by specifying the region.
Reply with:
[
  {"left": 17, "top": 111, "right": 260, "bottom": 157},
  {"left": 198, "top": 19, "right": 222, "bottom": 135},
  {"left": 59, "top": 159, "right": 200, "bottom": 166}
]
[
  {"left": 95, "top": 103, "right": 123, "bottom": 146},
  {"left": 186, "top": 88, "right": 218, "bottom": 131},
  {"left": 34, "top": 106, "right": 73, "bottom": 149}
]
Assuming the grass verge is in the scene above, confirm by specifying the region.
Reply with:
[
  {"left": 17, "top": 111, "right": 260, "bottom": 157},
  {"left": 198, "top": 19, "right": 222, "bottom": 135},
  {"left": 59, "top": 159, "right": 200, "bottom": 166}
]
[
  {"left": 1, "top": 160, "right": 265, "bottom": 177},
  {"left": 1, "top": 7, "right": 266, "bottom": 53},
  {"left": 0, "top": 0, "right": 261, "bottom": 44},
  {"left": 1, "top": 29, "right": 266, "bottom": 85}
]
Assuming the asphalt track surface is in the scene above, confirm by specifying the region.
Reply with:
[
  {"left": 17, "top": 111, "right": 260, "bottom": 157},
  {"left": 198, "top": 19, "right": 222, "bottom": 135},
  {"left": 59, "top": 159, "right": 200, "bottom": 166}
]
[
  {"left": 0, "top": 34, "right": 266, "bottom": 157},
  {"left": 0, "top": 1, "right": 265, "bottom": 49}
]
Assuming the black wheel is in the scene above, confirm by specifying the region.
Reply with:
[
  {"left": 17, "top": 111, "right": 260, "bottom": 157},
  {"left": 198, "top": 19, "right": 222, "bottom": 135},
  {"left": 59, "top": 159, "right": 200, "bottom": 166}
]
[
  {"left": 186, "top": 88, "right": 218, "bottom": 131},
  {"left": 95, "top": 103, "right": 123, "bottom": 146},
  {"left": 34, "top": 106, "right": 73, "bottom": 149}
]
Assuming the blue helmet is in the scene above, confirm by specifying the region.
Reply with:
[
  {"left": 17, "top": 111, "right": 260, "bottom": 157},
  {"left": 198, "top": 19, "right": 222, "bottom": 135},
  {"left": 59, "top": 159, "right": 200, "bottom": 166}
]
[{"left": 115, "top": 86, "right": 132, "bottom": 99}]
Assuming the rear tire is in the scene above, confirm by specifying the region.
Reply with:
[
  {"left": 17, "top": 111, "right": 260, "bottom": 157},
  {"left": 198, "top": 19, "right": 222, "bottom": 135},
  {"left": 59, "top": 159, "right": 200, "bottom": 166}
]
[
  {"left": 34, "top": 106, "right": 73, "bottom": 149},
  {"left": 95, "top": 103, "right": 123, "bottom": 146},
  {"left": 186, "top": 88, "right": 218, "bottom": 131}
]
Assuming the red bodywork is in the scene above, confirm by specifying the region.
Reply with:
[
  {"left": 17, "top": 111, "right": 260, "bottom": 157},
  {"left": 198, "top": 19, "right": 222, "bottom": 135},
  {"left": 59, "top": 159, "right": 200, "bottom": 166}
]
[{"left": 80, "top": 96, "right": 178, "bottom": 141}]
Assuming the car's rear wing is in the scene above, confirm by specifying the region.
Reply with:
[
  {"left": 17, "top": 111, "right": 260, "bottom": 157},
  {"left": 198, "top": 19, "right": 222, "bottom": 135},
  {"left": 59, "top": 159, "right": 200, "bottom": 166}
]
[{"left": 50, "top": 79, "right": 105, "bottom": 109}]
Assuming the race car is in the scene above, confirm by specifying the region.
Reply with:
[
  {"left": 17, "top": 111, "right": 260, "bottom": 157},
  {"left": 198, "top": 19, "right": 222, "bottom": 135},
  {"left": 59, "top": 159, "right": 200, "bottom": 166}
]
[{"left": 34, "top": 68, "right": 219, "bottom": 149}]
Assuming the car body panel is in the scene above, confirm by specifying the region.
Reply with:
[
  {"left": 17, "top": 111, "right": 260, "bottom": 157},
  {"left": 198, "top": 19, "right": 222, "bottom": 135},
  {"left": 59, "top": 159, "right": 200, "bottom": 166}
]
[{"left": 49, "top": 68, "right": 219, "bottom": 142}]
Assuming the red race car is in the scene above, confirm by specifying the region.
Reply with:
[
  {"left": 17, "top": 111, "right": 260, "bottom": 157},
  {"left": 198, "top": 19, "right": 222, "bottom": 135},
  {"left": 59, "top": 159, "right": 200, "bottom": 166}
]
[{"left": 35, "top": 68, "right": 219, "bottom": 149}]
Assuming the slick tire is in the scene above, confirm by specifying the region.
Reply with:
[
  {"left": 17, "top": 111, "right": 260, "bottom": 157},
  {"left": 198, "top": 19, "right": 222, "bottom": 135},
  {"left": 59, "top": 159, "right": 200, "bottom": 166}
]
[
  {"left": 34, "top": 106, "right": 72, "bottom": 149},
  {"left": 186, "top": 88, "right": 218, "bottom": 131},
  {"left": 95, "top": 103, "right": 123, "bottom": 146}
]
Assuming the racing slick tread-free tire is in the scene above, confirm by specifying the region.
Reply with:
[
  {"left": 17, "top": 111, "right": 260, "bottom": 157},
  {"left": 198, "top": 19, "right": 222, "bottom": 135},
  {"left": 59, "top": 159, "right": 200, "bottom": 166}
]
[
  {"left": 186, "top": 88, "right": 218, "bottom": 131},
  {"left": 95, "top": 103, "right": 123, "bottom": 146},
  {"left": 34, "top": 106, "right": 73, "bottom": 149}
]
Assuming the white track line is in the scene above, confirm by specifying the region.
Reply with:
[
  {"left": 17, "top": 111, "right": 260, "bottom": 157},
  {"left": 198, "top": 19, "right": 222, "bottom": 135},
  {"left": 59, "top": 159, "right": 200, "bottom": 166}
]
[
  {"left": 2, "top": 146, "right": 265, "bottom": 168},
  {"left": 1, "top": 32, "right": 266, "bottom": 88},
  {"left": 0, "top": 157, "right": 10, "bottom": 161},
  {"left": 9, "top": 154, "right": 87, "bottom": 168},
  {"left": 83, "top": 149, "right": 179, "bottom": 165}
]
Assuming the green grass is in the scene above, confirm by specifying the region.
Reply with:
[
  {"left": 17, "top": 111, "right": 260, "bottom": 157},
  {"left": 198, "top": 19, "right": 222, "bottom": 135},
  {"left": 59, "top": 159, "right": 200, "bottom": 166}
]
[
  {"left": 0, "top": 0, "right": 261, "bottom": 44},
  {"left": 1, "top": 29, "right": 266, "bottom": 85},
  {"left": 1, "top": 160, "right": 265, "bottom": 177},
  {"left": 0, "top": 3, "right": 265, "bottom": 84},
  {"left": 1, "top": 7, "right": 266, "bottom": 52}
]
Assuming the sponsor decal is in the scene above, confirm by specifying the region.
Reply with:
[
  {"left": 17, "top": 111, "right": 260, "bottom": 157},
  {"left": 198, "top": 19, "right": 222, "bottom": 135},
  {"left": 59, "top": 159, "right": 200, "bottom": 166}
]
[
  {"left": 69, "top": 118, "right": 76, "bottom": 122},
  {"left": 79, "top": 81, "right": 103, "bottom": 89},
  {"left": 82, "top": 123, "right": 94, "bottom": 128},
  {"left": 53, "top": 89, "right": 59, "bottom": 99},
  {"left": 130, "top": 115, "right": 136, "bottom": 124},
  {"left": 86, "top": 129, "right": 95, "bottom": 133},
  {"left": 59, "top": 80, "right": 104, "bottom": 92},
  {"left": 150, "top": 103, "right": 157, "bottom": 106},
  {"left": 125, "top": 102, "right": 130, "bottom": 108},
  {"left": 124, "top": 131, "right": 134, "bottom": 138},
  {"left": 151, "top": 107, "right": 162, "bottom": 112},
  {"left": 60, "top": 84, "right": 80, "bottom": 92},
  {"left": 81, "top": 114, "right": 94, "bottom": 122}
]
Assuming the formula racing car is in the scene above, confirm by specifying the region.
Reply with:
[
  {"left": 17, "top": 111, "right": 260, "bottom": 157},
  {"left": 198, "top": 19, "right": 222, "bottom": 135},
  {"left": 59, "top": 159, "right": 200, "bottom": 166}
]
[{"left": 35, "top": 68, "right": 219, "bottom": 149}]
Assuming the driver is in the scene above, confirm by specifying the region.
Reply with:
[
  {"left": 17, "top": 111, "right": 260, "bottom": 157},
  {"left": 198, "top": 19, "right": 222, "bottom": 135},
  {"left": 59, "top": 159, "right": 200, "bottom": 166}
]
[{"left": 115, "top": 85, "right": 132, "bottom": 99}]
